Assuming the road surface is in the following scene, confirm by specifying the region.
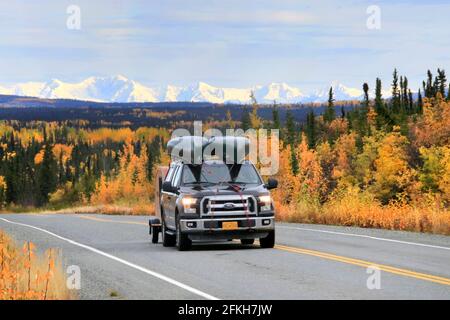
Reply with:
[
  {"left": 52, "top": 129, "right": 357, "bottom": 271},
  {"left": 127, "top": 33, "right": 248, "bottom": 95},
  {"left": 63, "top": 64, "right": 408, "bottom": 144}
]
[{"left": 1, "top": 213, "right": 449, "bottom": 299}]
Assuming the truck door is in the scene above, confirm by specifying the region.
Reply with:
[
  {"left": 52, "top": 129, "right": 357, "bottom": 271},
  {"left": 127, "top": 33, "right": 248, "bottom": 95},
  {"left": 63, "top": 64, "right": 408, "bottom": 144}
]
[
  {"left": 166, "top": 164, "right": 182, "bottom": 229},
  {"left": 161, "top": 164, "right": 176, "bottom": 228}
]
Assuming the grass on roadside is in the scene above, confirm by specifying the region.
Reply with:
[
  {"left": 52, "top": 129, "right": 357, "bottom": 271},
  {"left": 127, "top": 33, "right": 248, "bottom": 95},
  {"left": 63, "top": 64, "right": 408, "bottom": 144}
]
[{"left": 0, "top": 230, "right": 74, "bottom": 300}]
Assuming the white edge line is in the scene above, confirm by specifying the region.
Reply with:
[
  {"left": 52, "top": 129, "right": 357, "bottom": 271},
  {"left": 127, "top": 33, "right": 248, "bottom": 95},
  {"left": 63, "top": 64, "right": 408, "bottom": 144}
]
[
  {"left": 0, "top": 217, "right": 219, "bottom": 300},
  {"left": 278, "top": 225, "right": 450, "bottom": 251}
]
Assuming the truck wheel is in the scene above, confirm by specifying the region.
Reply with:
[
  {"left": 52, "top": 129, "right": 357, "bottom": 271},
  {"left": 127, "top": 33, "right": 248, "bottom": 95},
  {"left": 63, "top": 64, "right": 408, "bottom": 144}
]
[
  {"left": 176, "top": 217, "right": 192, "bottom": 251},
  {"left": 162, "top": 214, "right": 176, "bottom": 247},
  {"left": 241, "top": 239, "right": 255, "bottom": 245},
  {"left": 259, "top": 230, "right": 275, "bottom": 248}
]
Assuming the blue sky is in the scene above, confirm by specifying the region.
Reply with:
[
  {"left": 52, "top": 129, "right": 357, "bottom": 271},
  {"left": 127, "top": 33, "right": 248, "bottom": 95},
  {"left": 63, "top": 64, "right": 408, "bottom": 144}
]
[{"left": 0, "top": 0, "right": 449, "bottom": 92}]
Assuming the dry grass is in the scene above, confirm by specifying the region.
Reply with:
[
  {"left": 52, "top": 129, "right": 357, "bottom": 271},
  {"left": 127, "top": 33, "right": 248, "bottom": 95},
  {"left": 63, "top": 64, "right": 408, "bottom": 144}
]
[
  {"left": 0, "top": 230, "right": 73, "bottom": 300},
  {"left": 55, "top": 203, "right": 154, "bottom": 216},
  {"left": 275, "top": 189, "right": 450, "bottom": 235}
]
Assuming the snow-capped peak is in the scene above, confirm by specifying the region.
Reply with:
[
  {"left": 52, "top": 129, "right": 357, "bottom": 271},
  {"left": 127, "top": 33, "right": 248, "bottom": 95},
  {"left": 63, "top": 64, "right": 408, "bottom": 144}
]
[{"left": 0, "top": 76, "right": 369, "bottom": 104}]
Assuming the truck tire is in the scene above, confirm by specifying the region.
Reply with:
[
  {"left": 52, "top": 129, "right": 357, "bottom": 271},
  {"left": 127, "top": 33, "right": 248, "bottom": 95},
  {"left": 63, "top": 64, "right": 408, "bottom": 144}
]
[
  {"left": 162, "top": 213, "right": 176, "bottom": 247},
  {"left": 176, "top": 216, "right": 192, "bottom": 251},
  {"left": 241, "top": 239, "right": 255, "bottom": 245},
  {"left": 259, "top": 230, "right": 275, "bottom": 248}
]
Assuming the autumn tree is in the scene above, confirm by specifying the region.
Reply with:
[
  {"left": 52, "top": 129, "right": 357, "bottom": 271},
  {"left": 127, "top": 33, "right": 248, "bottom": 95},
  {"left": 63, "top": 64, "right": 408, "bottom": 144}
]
[{"left": 372, "top": 128, "right": 415, "bottom": 203}]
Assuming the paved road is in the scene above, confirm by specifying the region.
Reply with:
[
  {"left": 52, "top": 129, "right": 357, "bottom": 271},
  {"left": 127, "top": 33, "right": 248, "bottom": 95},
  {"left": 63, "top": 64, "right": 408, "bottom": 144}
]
[{"left": 1, "top": 213, "right": 449, "bottom": 300}]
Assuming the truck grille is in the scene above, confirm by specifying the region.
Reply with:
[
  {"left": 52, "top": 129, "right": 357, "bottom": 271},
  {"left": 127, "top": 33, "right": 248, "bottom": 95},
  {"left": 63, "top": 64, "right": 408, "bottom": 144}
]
[{"left": 200, "top": 195, "right": 257, "bottom": 217}]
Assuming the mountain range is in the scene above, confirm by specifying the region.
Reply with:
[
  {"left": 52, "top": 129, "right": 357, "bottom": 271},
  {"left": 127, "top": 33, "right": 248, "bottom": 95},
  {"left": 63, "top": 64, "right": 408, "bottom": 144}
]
[{"left": 0, "top": 75, "right": 392, "bottom": 104}]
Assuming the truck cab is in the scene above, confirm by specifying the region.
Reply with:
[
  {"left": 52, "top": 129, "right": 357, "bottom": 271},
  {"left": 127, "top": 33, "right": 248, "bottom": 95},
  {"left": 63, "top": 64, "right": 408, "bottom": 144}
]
[{"left": 151, "top": 159, "right": 277, "bottom": 251}]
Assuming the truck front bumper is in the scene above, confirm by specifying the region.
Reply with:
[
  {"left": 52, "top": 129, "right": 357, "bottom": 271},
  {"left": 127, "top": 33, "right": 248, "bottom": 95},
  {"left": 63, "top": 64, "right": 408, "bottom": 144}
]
[{"left": 179, "top": 216, "right": 275, "bottom": 240}]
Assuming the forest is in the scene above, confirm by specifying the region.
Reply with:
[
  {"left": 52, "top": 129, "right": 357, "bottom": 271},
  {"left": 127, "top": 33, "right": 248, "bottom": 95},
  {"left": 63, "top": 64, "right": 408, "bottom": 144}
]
[{"left": 0, "top": 68, "right": 449, "bottom": 234}]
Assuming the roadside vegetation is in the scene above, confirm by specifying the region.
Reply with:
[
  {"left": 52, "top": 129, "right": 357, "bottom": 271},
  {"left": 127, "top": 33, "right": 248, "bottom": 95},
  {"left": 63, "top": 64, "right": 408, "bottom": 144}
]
[
  {"left": 0, "top": 68, "right": 449, "bottom": 234},
  {"left": 0, "top": 230, "right": 72, "bottom": 299}
]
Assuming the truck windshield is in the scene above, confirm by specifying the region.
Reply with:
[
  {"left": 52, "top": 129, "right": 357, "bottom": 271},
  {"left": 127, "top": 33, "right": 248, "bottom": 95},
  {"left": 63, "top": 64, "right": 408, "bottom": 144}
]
[{"left": 182, "top": 163, "right": 262, "bottom": 185}]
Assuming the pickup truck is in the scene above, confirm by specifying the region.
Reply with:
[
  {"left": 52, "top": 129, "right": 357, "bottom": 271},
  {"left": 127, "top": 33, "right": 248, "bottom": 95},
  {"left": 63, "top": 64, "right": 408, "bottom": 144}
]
[{"left": 149, "top": 158, "right": 278, "bottom": 251}]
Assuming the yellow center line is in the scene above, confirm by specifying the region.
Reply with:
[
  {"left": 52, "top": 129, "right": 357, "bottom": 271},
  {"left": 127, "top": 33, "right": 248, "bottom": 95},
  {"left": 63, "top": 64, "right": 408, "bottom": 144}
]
[
  {"left": 74, "top": 216, "right": 450, "bottom": 287},
  {"left": 77, "top": 215, "right": 147, "bottom": 226},
  {"left": 275, "top": 244, "right": 450, "bottom": 286}
]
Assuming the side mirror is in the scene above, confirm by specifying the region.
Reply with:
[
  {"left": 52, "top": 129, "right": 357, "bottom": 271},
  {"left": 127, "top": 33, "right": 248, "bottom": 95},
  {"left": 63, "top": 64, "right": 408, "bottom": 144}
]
[
  {"left": 265, "top": 178, "right": 278, "bottom": 190},
  {"left": 162, "top": 181, "right": 177, "bottom": 193}
]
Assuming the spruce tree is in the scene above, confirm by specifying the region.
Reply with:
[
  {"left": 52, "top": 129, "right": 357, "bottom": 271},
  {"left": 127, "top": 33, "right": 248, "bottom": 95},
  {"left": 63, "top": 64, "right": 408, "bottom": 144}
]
[
  {"left": 323, "top": 87, "right": 335, "bottom": 123},
  {"left": 374, "top": 78, "right": 386, "bottom": 128},
  {"left": 426, "top": 70, "right": 434, "bottom": 98},
  {"left": 305, "top": 110, "right": 316, "bottom": 149},
  {"left": 437, "top": 69, "right": 447, "bottom": 97},
  {"left": 37, "top": 143, "right": 57, "bottom": 206},
  {"left": 402, "top": 77, "right": 409, "bottom": 111},
  {"left": 417, "top": 89, "right": 423, "bottom": 113},
  {"left": 272, "top": 101, "right": 281, "bottom": 131},
  {"left": 408, "top": 89, "right": 413, "bottom": 114},
  {"left": 391, "top": 69, "right": 401, "bottom": 113},
  {"left": 285, "top": 110, "right": 296, "bottom": 147},
  {"left": 241, "top": 107, "right": 251, "bottom": 131},
  {"left": 285, "top": 110, "right": 298, "bottom": 175}
]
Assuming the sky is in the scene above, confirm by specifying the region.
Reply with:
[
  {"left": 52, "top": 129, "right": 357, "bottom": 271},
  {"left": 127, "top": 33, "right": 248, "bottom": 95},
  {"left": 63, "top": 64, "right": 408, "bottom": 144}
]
[{"left": 0, "top": 0, "right": 449, "bottom": 92}]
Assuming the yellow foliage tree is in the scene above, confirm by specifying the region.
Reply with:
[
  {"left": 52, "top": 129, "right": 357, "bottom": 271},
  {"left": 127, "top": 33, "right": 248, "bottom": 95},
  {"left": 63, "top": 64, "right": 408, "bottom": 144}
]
[{"left": 372, "top": 129, "right": 415, "bottom": 203}]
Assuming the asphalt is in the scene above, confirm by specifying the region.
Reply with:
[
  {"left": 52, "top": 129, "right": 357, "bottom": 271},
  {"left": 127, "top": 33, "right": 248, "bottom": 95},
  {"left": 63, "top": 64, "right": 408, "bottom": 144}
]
[{"left": 0, "top": 213, "right": 449, "bottom": 300}]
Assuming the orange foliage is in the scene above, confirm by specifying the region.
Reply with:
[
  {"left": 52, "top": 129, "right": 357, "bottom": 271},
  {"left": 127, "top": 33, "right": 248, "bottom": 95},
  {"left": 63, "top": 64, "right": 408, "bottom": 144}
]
[
  {"left": 297, "top": 135, "right": 325, "bottom": 198},
  {"left": 52, "top": 144, "right": 73, "bottom": 162},
  {"left": 90, "top": 141, "right": 154, "bottom": 213},
  {"left": 0, "top": 230, "right": 72, "bottom": 299},
  {"left": 372, "top": 129, "right": 416, "bottom": 202},
  {"left": 34, "top": 149, "right": 45, "bottom": 165},
  {"left": 411, "top": 93, "right": 450, "bottom": 148}
]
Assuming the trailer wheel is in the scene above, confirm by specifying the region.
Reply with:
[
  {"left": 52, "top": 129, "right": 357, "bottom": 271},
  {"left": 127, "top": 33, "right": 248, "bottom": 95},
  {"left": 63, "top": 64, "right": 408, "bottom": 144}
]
[
  {"left": 151, "top": 226, "right": 160, "bottom": 244},
  {"left": 259, "top": 230, "right": 275, "bottom": 248}
]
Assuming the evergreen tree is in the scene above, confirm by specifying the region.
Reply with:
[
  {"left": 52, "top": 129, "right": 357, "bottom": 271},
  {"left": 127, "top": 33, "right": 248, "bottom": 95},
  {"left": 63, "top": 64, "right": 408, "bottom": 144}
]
[
  {"left": 290, "top": 146, "right": 299, "bottom": 176},
  {"left": 408, "top": 89, "right": 413, "bottom": 114},
  {"left": 305, "top": 110, "right": 316, "bottom": 149},
  {"left": 285, "top": 110, "right": 296, "bottom": 147},
  {"left": 425, "top": 70, "right": 434, "bottom": 98},
  {"left": 437, "top": 68, "right": 447, "bottom": 97},
  {"left": 374, "top": 78, "right": 387, "bottom": 128},
  {"left": 285, "top": 110, "right": 298, "bottom": 175},
  {"left": 272, "top": 101, "right": 281, "bottom": 130},
  {"left": 417, "top": 89, "right": 423, "bottom": 113},
  {"left": 241, "top": 107, "right": 251, "bottom": 131},
  {"left": 391, "top": 69, "right": 401, "bottom": 113},
  {"left": 402, "top": 77, "right": 409, "bottom": 110},
  {"left": 37, "top": 143, "right": 57, "bottom": 206},
  {"left": 323, "top": 87, "right": 335, "bottom": 123}
]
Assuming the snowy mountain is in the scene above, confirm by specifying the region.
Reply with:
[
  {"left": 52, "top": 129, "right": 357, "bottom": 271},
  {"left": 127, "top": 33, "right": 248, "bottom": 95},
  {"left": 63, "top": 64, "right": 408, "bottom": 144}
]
[{"left": 0, "top": 76, "right": 385, "bottom": 104}]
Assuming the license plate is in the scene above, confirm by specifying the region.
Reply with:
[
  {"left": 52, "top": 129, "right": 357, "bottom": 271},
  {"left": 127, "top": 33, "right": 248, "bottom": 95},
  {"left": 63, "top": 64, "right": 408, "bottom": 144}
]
[{"left": 222, "top": 221, "right": 238, "bottom": 230}]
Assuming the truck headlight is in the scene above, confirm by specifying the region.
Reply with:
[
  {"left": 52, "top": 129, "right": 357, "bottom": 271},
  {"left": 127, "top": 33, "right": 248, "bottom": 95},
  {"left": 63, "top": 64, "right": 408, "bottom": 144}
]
[
  {"left": 258, "top": 195, "right": 272, "bottom": 211},
  {"left": 182, "top": 197, "right": 197, "bottom": 214}
]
